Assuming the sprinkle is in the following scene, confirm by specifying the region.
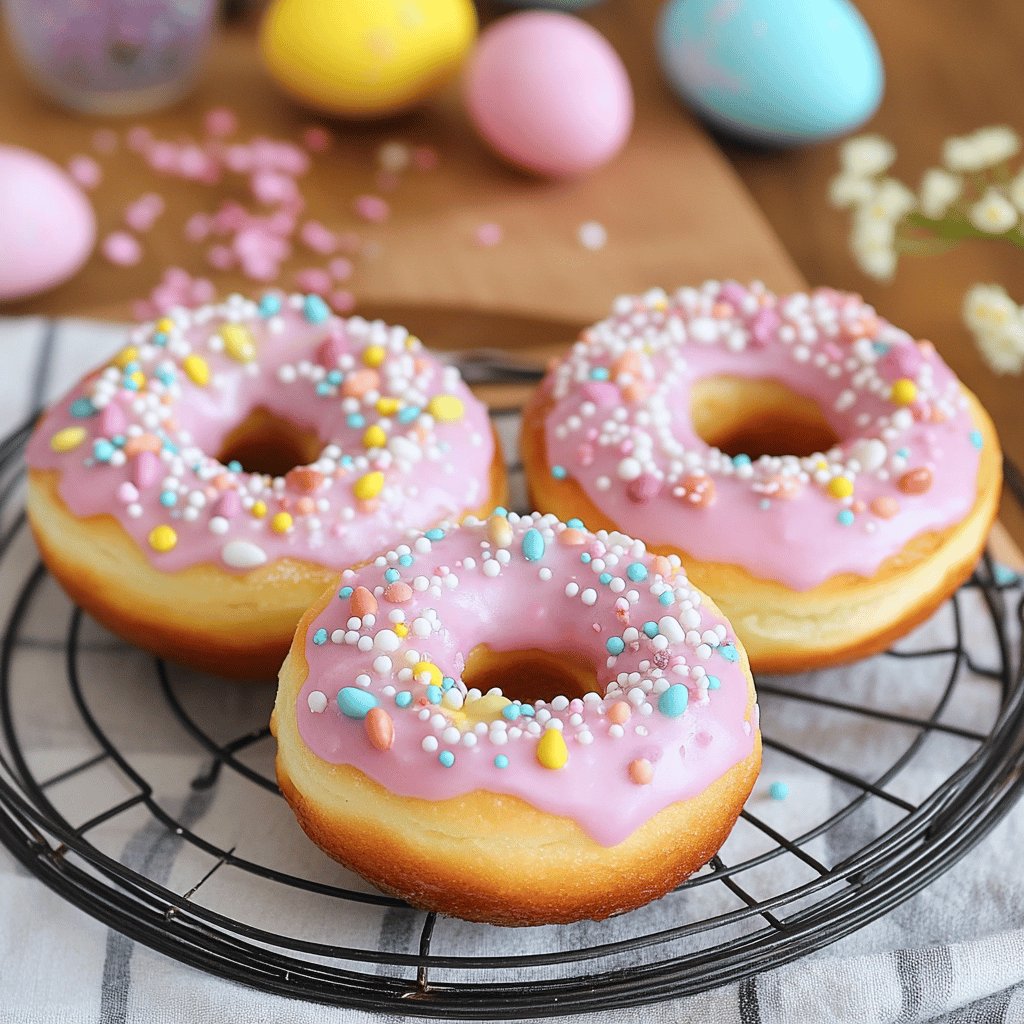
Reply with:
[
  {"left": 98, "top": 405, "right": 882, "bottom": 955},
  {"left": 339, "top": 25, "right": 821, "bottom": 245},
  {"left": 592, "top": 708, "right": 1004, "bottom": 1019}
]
[
  {"left": 827, "top": 476, "right": 854, "bottom": 499},
  {"left": 521, "top": 528, "right": 546, "bottom": 561},
  {"left": 338, "top": 687, "right": 377, "bottom": 719},
  {"left": 898, "top": 467, "right": 933, "bottom": 495},
  {"left": 414, "top": 661, "right": 443, "bottom": 688},
  {"left": 312, "top": 628, "right": 328, "bottom": 645},
  {"left": 219, "top": 323, "right": 256, "bottom": 363},
  {"left": 364, "top": 707, "right": 395, "bottom": 751},
  {"left": 351, "top": 586, "right": 378, "bottom": 616},
  {"left": 353, "top": 471, "right": 384, "bottom": 501},
  {"left": 425, "top": 527, "right": 446, "bottom": 541},
  {"left": 643, "top": 621, "right": 659, "bottom": 638},
  {"left": 259, "top": 293, "right": 282, "bottom": 317},
  {"left": 836, "top": 509, "right": 854, "bottom": 526},
  {"left": 606, "top": 636, "right": 625, "bottom": 655},
  {"left": 303, "top": 294, "right": 331, "bottom": 323},
  {"left": 270, "top": 511, "right": 294, "bottom": 533},
  {"left": 427, "top": 395, "right": 465, "bottom": 422},
  {"left": 578, "top": 220, "right": 608, "bottom": 250},
  {"left": 148, "top": 525, "right": 178, "bottom": 552},
  {"left": 733, "top": 454, "right": 751, "bottom": 468},
  {"left": 870, "top": 496, "right": 899, "bottom": 519},
  {"left": 426, "top": 685, "right": 442, "bottom": 704},
  {"left": 438, "top": 750, "right": 455, "bottom": 768},
  {"left": 307, "top": 691, "right": 328, "bottom": 713},
  {"left": 70, "top": 398, "right": 96, "bottom": 418},
  {"left": 659, "top": 592, "right": 675, "bottom": 606},
  {"left": 658, "top": 684, "right": 689, "bottom": 717},
  {"left": 363, "top": 424, "right": 387, "bottom": 448},
  {"left": 537, "top": 728, "right": 569, "bottom": 770},
  {"left": 363, "top": 344, "right": 387, "bottom": 368},
  {"left": 384, "top": 568, "right": 400, "bottom": 583},
  {"left": 159, "top": 490, "right": 177, "bottom": 507},
  {"left": 92, "top": 439, "right": 116, "bottom": 462},
  {"left": 769, "top": 781, "right": 790, "bottom": 801},
  {"left": 890, "top": 378, "right": 918, "bottom": 405},
  {"left": 970, "top": 429, "right": 984, "bottom": 449},
  {"left": 502, "top": 704, "right": 521, "bottom": 720},
  {"left": 250, "top": 500, "right": 267, "bottom": 518},
  {"left": 50, "top": 426, "right": 87, "bottom": 453},
  {"left": 494, "top": 754, "right": 509, "bottom": 769},
  {"left": 608, "top": 701, "right": 631, "bottom": 724},
  {"left": 354, "top": 194, "right": 390, "bottom": 222},
  {"left": 384, "top": 581, "right": 413, "bottom": 603},
  {"left": 183, "top": 354, "right": 210, "bottom": 386},
  {"left": 551, "top": 465, "right": 567, "bottom": 479},
  {"left": 101, "top": 231, "right": 143, "bottom": 266},
  {"left": 395, "top": 690, "right": 413, "bottom": 708},
  {"left": 629, "top": 759, "right": 654, "bottom": 785},
  {"left": 626, "top": 562, "right": 648, "bottom": 582},
  {"left": 719, "top": 644, "right": 739, "bottom": 662}
]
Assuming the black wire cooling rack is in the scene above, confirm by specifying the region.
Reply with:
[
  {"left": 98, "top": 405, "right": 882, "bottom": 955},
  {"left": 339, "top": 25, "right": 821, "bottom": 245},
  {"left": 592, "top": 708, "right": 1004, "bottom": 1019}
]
[{"left": 2, "top": 407, "right": 1024, "bottom": 1020}]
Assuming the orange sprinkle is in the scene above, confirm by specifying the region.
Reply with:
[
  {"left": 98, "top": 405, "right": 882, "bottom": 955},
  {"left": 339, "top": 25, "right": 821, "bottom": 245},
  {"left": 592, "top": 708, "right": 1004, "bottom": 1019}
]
[
  {"left": 364, "top": 708, "right": 394, "bottom": 751},
  {"left": 559, "top": 528, "right": 586, "bottom": 546},
  {"left": 123, "top": 433, "right": 161, "bottom": 456},
  {"left": 629, "top": 758, "right": 654, "bottom": 785},
  {"left": 383, "top": 581, "right": 413, "bottom": 603},
  {"left": 341, "top": 368, "right": 380, "bottom": 398},
  {"left": 351, "top": 586, "right": 378, "bottom": 617},
  {"left": 608, "top": 701, "right": 631, "bottom": 725}
]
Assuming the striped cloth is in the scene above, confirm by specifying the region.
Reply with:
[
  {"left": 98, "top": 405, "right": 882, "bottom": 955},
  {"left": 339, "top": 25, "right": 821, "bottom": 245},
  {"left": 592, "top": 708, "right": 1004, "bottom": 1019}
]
[{"left": 2, "top": 315, "right": 1024, "bottom": 1024}]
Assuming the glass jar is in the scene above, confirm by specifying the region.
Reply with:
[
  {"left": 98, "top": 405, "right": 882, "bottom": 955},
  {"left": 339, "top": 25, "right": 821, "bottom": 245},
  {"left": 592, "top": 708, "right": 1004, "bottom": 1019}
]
[{"left": 2, "top": 0, "right": 217, "bottom": 116}]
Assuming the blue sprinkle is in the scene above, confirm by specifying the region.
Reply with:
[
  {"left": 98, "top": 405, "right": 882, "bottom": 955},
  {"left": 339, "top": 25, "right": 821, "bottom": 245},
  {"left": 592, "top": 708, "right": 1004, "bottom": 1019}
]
[
  {"left": 398, "top": 405, "right": 421, "bottom": 424},
  {"left": 398, "top": 554, "right": 413, "bottom": 567},
  {"left": 152, "top": 331, "right": 168, "bottom": 347},
  {"left": 155, "top": 367, "right": 175, "bottom": 387},
  {"left": 733, "top": 454, "right": 751, "bottom": 468},
  {"left": 872, "top": 341, "right": 891, "bottom": 355},
  {"left": 551, "top": 465, "right": 567, "bottom": 480},
  {"left": 123, "top": 361, "right": 140, "bottom": 375},
  {"left": 970, "top": 429, "right": 983, "bottom": 450},
  {"left": 580, "top": 552, "right": 592, "bottom": 564},
  {"left": 896, "top": 447, "right": 910, "bottom": 459},
  {"left": 994, "top": 563, "right": 1019, "bottom": 586},
  {"left": 259, "top": 293, "right": 282, "bottom": 317},
  {"left": 706, "top": 675, "right": 721, "bottom": 690},
  {"left": 316, "top": 382, "right": 332, "bottom": 396},
  {"left": 384, "top": 568, "right": 400, "bottom": 583},
  {"left": 312, "top": 628, "right": 328, "bottom": 645},
  {"left": 494, "top": 755, "right": 509, "bottom": 769},
  {"left": 426, "top": 685, "right": 442, "bottom": 705},
  {"left": 606, "top": 636, "right": 625, "bottom": 655},
  {"left": 93, "top": 439, "right": 115, "bottom": 462},
  {"left": 346, "top": 413, "right": 366, "bottom": 429},
  {"left": 522, "top": 528, "right": 545, "bottom": 561},
  {"left": 441, "top": 676, "right": 455, "bottom": 691},
  {"left": 303, "top": 294, "right": 330, "bottom": 323},
  {"left": 159, "top": 490, "right": 177, "bottom": 508},
  {"left": 719, "top": 644, "right": 739, "bottom": 663},
  {"left": 337, "top": 687, "right": 377, "bottom": 719},
  {"left": 643, "top": 621, "right": 659, "bottom": 638},
  {"left": 338, "top": 586, "right": 354, "bottom": 599},
  {"left": 566, "top": 518, "right": 584, "bottom": 530},
  {"left": 769, "top": 781, "right": 789, "bottom": 801},
  {"left": 659, "top": 591, "right": 675, "bottom": 607},
  {"left": 439, "top": 750, "right": 455, "bottom": 768},
  {"left": 837, "top": 509, "right": 855, "bottom": 526},
  {"left": 123, "top": 377, "right": 140, "bottom": 392},
  {"left": 395, "top": 690, "right": 413, "bottom": 708},
  {"left": 70, "top": 397, "right": 96, "bottom": 418},
  {"left": 502, "top": 704, "right": 521, "bottom": 720},
  {"left": 658, "top": 684, "right": 689, "bottom": 718},
  {"left": 227, "top": 460, "right": 243, "bottom": 473},
  {"left": 759, "top": 499, "right": 771, "bottom": 511},
  {"left": 589, "top": 367, "right": 610, "bottom": 381},
  {"left": 492, "top": 506, "right": 509, "bottom": 517},
  {"left": 112, "top": 434, "right": 126, "bottom": 448},
  {"left": 162, "top": 440, "right": 178, "bottom": 455},
  {"left": 519, "top": 704, "right": 535, "bottom": 718},
  {"left": 626, "top": 562, "right": 648, "bottom": 582},
  {"left": 599, "top": 572, "right": 612, "bottom": 585},
  {"left": 340, "top": 455, "right": 354, "bottom": 468},
  {"left": 425, "top": 527, "right": 445, "bottom": 541},
  {"left": 326, "top": 369, "right": 343, "bottom": 385}
]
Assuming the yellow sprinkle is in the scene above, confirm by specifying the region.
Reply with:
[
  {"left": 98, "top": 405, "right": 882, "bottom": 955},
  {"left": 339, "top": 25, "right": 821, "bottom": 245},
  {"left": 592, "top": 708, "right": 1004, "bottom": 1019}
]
[
  {"left": 376, "top": 397, "right": 399, "bottom": 416},
  {"left": 405, "top": 334, "right": 420, "bottom": 350},
  {"left": 487, "top": 514, "right": 513, "bottom": 548},
  {"left": 219, "top": 323, "right": 257, "bottom": 363},
  {"left": 354, "top": 471, "right": 384, "bottom": 500},
  {"left": 270, "top": 511, "right": 293, "bottom": 534},
  {"left": 537, "top": 729, "right": 568, "bottom": 770},
  {"left": 413, "top": 661, "right": 442, "bottom": 687},
  {"left": 148, "top": 525, "right": 177, "bottom": 552},
  {"left": 251, "top": 500, "right": 267, "bottom": 518},
  {"left": 113, "top": 346, "right": 139, "bottom": 369},
  {"left": 828, "top": 476, "right": 854, "bottom": 499},
  {"left": 363, "top": 344, "right": 387, "bottom": 368},
  {"left": 50, "top": 426, "right": 87, "bottom": 453},
  {"left": 128, "top": 370, "right": 146, "bottom": 390},
  {"left": 394, "top": 623, "right": 409, "bottom": 638},
  {"left": 461, "top": 692, "right": 511, "bottom": 726},
  {"left": 427, "top": 395, "right": 464, "bottom": 423},
  {"left": 890, "top": 378, "right": 918, "bottom": 405},
  {"left": 183, "top": 354, "right": 210, "bottom": 387},
  {"left": 155, "top": 318, "right": 175, "bottom": 334},
  {"left": 363, "top": 425, "right": 387, "bottom": 449}
]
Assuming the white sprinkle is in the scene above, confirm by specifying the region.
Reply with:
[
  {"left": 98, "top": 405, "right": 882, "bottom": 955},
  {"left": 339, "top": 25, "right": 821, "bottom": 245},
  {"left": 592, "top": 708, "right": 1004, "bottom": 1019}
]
[
  {"left": 306, "top": 691, "right": 328, "bottom": 713},
  {"left": 422, "top": 736, "right": 439, "bottom": 752},
  {"left": 221, "top": 540, "right": 267, "bottom": 568},
  {"left": 578, "top": 220, "right": 607, "bottom": 250}
]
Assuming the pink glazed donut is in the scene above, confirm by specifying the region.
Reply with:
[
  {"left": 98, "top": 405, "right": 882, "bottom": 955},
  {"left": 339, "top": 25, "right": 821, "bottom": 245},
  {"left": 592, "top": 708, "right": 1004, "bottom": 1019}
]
[
  {"left": 523, "top": 281, "right": 1002, "bottom": 672},
  {"left": 272, "top": 511, "right": 760, "bottom": 925},
  {"left": 26, "top": 293, "right": 505, "bottom": 678}
]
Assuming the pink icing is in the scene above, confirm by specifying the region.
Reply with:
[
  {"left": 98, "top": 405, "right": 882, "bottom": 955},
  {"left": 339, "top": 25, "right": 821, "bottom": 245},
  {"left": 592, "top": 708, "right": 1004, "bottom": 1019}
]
[
  {"left": 295, "top": 513, "right": 758, "bottom": 848},
  {"left": 26, "top": 293, "right": 494, "bottom": 573},
  {"left": 541, "top": 282, "right": 987, "bottom": 591}
]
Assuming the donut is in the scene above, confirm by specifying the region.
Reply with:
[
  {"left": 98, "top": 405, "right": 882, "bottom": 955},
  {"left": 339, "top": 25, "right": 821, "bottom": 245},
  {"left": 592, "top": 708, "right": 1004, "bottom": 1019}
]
[
  {"left": 26, "top": 293, "right": 505, "bottom": 678},
  {"left": 523, "top": 281, "right": 1002, "bottom": 673},
  {"left": 272, "top": 511, "right": 760, "bottom": 926}
]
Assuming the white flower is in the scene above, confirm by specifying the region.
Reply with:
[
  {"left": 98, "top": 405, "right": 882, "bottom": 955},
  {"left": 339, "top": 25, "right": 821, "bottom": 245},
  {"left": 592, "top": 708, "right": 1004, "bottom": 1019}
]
[
  {"left": 828, "top": 172, "right": 876, "bottom": 209},
  {"left": 870, "top": 178, "right": 916, "bottom": 220},
  {"left": 969, "top": 189, "right": 1018, "bottom": 233},
  {"left": 1009, "top": 171, "right": 1024, "bottom": 213},
  {"left": 850, "top": 213, "right": 897, "bottom": 281},
  {"left": 964, "top": 284, "right": 1024, "bottom": 375},
  {"left": 919, "top": 168, "right": 962, "bottom": 219},
  {"left": 839, "top": 134, "right": 896, "bottom": 178},
  {"left": 964, "top": 284, "right": 1018, "bottom": 331},
  {"left": 974, "top": 126, "right": 1020, "bottom": 166}
]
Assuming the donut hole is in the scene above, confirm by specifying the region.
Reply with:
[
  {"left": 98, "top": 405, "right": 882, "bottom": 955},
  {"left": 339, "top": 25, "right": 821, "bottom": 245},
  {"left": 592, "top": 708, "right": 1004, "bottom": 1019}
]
[
  {"left": 690, "top": 375, "right": 840, "bottom": 459},
  {"left": 216, "top": 406, "right": 324, "bottom": 478},
  {"left": 463, "top": 645, "right": 598, "bottom": 706}
]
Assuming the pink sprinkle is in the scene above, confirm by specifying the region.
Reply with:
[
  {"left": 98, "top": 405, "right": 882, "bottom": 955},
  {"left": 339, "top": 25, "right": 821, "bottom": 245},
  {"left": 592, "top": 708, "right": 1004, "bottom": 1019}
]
[
  {"left": 299, "top": 220, "right": 338, "bottom": 254},
  {"left": 750, "top": 308, "right": 780, "bottom": 348},
  {"left": 206, "top": 245, "right": 236, "bottom": 271},
  {"left": 102, "top": 231, "right": 143, "bottom": 266},
  {"left": 330, "top": 289, "right": 356, "bottom": 313},
  {"left": 184, "top": 213, "right": 212, "bottom": 242},
  {"left": 100, "top": 402, "right": 127, "bottom": 435},
  {"left": 67, "top": 155, "right": 102, "bottom": 190},
  {"left": 204, "top": 107, "right": 238, "bottom": 138},
  {"left": 353, "top": 194, "right": 390, "bottom": 223},
  {"left": 412, "top": 146, "right": 439, "bottom": 171},
  {"left": 475, "top": 222, "right": 503, "bottom": 247},
  {"left": 328, "top": 257, "right": 353, "bottom": 281},
  {"left": 91, "top": 129, "right": 118, "bottom": 154},
  {"left": 147, "top": 141, "right": 178, "bottom": 172},
  {"left": 301, "top": 126, "right": 332, "bottom": 153},
  {"left": 116, "top": 481, "right": 138, "bottom": 503},
  {"left": 124, "top": 193, "right": 165, "bottom": 232},
  {"left": 251, "top": 169, "right": 301, "bottom": 205},
  {"left": 295, "top": 268, "right": 332, "bottom": 293},
  {"left": 215, "top": 490, "right": 241, "bottom": 518},
  {"left": 126, "top": 126, "right": 153, "bottom": 152},
  {"left": 239, "top": 255, "right": 281, "bottom": 282},
  {"left": 133, "top": 449, "right": 161, "bottom": 489},
  {"left": 190, "top": 277, "right": 216, "bottom": 304}
]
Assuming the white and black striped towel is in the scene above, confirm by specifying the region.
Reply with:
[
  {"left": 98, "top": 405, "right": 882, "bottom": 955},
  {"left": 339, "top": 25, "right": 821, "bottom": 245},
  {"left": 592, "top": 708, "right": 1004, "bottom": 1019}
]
[{"left": 2, "top": 316, "right": 1024, "bottom": 1024}]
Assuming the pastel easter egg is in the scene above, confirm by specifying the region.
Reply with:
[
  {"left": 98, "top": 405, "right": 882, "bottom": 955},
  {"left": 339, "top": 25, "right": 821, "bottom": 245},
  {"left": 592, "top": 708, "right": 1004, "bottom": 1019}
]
[
  {"left": 260, "top": 0, "right": 477, "bottom": 118},
  {"left": 0, "top": 146, "right": 95, "bottom": 302},
  {"left": 656, "top": 0, "right": 883, "bottom": 146},
  {"left": 465, "top": 12, "right": 633, "bottom": 177}
]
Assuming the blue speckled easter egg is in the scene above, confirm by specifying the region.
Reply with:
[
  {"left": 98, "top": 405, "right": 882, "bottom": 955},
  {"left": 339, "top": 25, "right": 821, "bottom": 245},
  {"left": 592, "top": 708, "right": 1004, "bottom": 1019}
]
[{"left": 656, "top": 0, "right": 884, "bottom": 146}]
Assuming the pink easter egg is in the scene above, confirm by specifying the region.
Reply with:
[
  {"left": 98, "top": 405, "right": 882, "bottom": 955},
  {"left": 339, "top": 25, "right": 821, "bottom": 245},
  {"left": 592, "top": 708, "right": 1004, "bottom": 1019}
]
[
  {"left": 0, "top": 146, "right": 96, "bottom": 302},
  {"left": 465, "top": 12, "right": 633, "bottom": 178}
]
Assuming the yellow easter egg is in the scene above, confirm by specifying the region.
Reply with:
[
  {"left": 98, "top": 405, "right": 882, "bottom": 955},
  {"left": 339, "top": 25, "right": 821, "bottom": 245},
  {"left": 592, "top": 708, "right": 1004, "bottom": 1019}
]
[{"left": 260, "top": 0, "right": 478, "bottom": 118}]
